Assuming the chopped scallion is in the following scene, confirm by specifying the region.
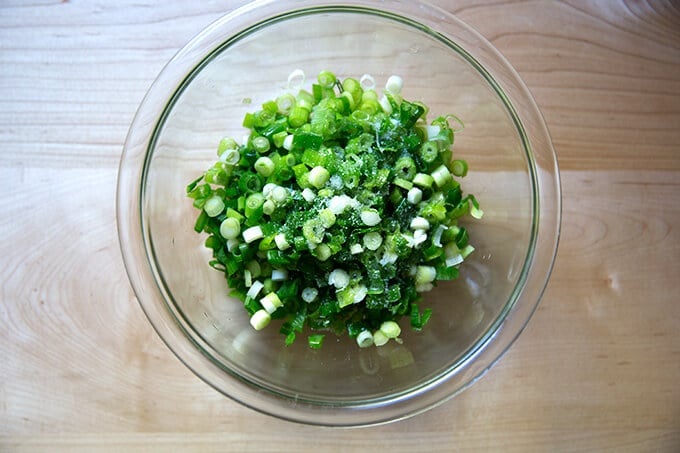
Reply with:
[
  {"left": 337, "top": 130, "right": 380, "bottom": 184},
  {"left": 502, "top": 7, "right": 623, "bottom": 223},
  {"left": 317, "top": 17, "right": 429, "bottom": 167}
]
[
  {"left": 219, "top": 217, "right": 241, "bottom": 239},
  {"left": 260, "top": 292, "right": 283, "bottom": 314},
  {"left": 254, "top": 156, "right": 275, "bottom": 177},
  {"left": 242, "top": 225, "right": 264, "bottom": 243},
  {"left": 308, "top": 166, "right": 330, "bottom": 188},
  {"left": 250, "top": 309, "right": 271, "bottom": 330},
  {"left": 360, "top": 208, "right": 381, "bottom": 226},
  {"left": 203, "top": 196, "right": 225, "bottom": 217},
  {"left": 188, "top": 70, "right": 480, "bottom": 348}
]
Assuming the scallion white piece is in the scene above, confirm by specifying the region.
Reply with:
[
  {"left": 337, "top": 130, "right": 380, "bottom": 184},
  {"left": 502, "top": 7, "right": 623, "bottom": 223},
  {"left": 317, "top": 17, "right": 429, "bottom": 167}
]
[
  {"left": 260, "top": 292, "right": 283, "bottom": 314},
  {"left": 242, "top": 225, "right": 264, "bottom": 243},
  {"left": 246, "top": 280, "right": 264, "bottom": 299},
  {"left": 250, "top": 309, "right": 271, "bottom": 330},
  {"left": 360, "top": 208, "right": 381, "bottom": 226},
  {"left": 328, "top": 269, "right": 350, "bottom": 290}
]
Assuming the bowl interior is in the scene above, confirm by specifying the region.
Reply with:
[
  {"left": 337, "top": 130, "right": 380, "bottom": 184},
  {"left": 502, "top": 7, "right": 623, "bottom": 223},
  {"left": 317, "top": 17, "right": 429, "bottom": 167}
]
[{"left": 140, "top": 7, "right": 536, "bottom": 410}]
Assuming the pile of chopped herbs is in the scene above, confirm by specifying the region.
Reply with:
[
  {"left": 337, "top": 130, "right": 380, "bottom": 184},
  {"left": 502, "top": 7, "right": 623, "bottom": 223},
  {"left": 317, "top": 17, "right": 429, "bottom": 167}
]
[{"left": 186, "top": 70, "right": 482, "bottom": 349}]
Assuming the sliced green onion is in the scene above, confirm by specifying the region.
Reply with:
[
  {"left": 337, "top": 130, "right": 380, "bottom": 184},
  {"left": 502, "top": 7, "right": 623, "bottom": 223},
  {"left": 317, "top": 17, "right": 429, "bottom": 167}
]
[
  {"left": 432, "top": 225, "right": 447, "bottom": 247},
  {"left": 379, "top": 95, "right": 392, "bottom": 114},
  {"left": 217, "top": 137, "right": 238, "bottom": 156},
  {"left": 271, "top": 269, "right": 288, "bottom": 281},
  {"left": 468, "top": 196, "right": 484, "bottom": 219},
  {"left": 252, "top": 136, "right": 270, "bottom": 154},
  {"left": 188, "top": 70, "right": 481, "bottom": 349},
  {"left": 250, "top": 309, "right": 271, "bottom": 330},
  {"left": 254, "top": 156, "right": 275, "bottom": 177},
  {"left": 363, "top": 232, "right": 383, "bottom": 251},
  {"left": 282, "top": 153, "right": 296, "bottom": 167},
  {"left": 301, "top": 287, "right": 318, "bottom": 303},
  {"left": 242, "top": 225, "right": 264, "bottom": 243},
  {"left": 219, "top": 217, "right": 241, "bottom": 239},
  {"left": 359, "top": 74, "right": 375, "bottom": 90},
  {"left": 461, "top": 244, "right": 475, "bottom": 258},
  {"left": 451, "top": 159, "right": 468, "bottom": 177},
  {"left": 420, "top": 141, "right": 438, "bottom": 163},
  {"left": 337, "top": 283, "right": 367, "bottom": 307},
  {"left": 319, "top": 208, "right": 336, "bottom": 228},
  {"left": 444, "top": 241, "right": 461, "bottom": 258},
  {"left": 360, "top": 208, "right": 381, "bottom": 226},
  {"left": 407, "top": 187, "right": 422, "bottom": 204},
  {"left": 385, "top": 75, "right": 403, "bottom": 94},
  {"left": 219, "top": 148, "right": 240, "bottom": 165},
  {"left": 301, "top": 188, "right": 316, "bottom": 202},
  {"left": 446, "top": 254, "right": 464, "bottom": 268},
  {"left": 356, "top": 330, "right": 374, "bottom": 348},
  {"left": 296, "top": 90, "right": 314, "bottom": 111},
  {"left": 302, "top": 219, "right": 325, "bottom": 244},
  {"left": 246, "top": 280, "right": 264, "bottom": 299},
  {"left": 328, "top": 269, "right": 350, "bottom": 289},
  {"left": 342, "top": 77, "right": 362, "bottom": 105},
  {"left": 274, "top": 233, "right": 290, "bottom": 250},
  {"left": 431, "top": 164, "right": 453, "bottom": 188},
  {"left": 203, "top": 196, "right": 225, "bottom": 217},
  {"left": 313, "top": 243, "right": 331, "bottom": 261},
  {"left": 415, "top": 265, "right": 437, "bottom": 284},
  {"left": 361, "top": 88, "right": 378, "bottom": 102},
  {"left": 308, "top": 166, "right": 330, "bottom": 188},
  {"left": 380, "top": 321, "right": 401, "bottom": 339},
  {"left": 246, "top": 260, "right": 261, "bottom": 278},
  {"left": 245, "top": 193, "right": 265, "bottom": 218},
  {"left": 359, "top": 99, "right": 380, "bottom": 114},
  {"left": 271, "top": 186, "right": 289, "bottom": 204},
  {"left": 282, "top": 134, "right": 294, "bottom": 150},
  {"left": 413, "top": 229, "right": 428, "bottom": 246},
  {"left": 413, "top": 173, "right": 434, "bottom": 189},
  {"left": 393, "top": 177, "right": 413, "bottom": 190},
  {"left": 226, "top": 208, "right": 244, "bottom": 222},
  {"left": 373, "top": 329, "right": 389, "bottom": 347},
  {"left": 226, "top": 238, "right": 239, "bottom": 252},
  {"left": 328, "top": 195, "right": 355, "bottom": 214},
  {"left": 308, "top": 334, "right": 325, "bottom": 349},
  {"left": 238, "top": 173, "right": 262, "bottom": 194},
  {"left": 395, "top": 157, "right": 416, "bottom": 180},
  {"left": 410, "top": 216, "right": 430, "bottom": 230},
  {"left": 351, "top": 109, "right": 370, "bottom": 122},
  {"left": 415, "top": 282, "right": 434, "bottom": 293},
  {"left": 276, "top": 93, "right": 296, "bottom": 115},
  {"left": 262, "top": 183, "right": 276, "bottom": 198},
  {"left": 262, "top": 199, "right": 275, "bottom": 215},
  {"left": 288, "top": 106, "right": 309, "bottom": 128},
  {"left": 260, "top": 292, "right": 283, "bottom": 314},
  {"left": 423, "top": 125, "right": 441, "bottom": 141}
]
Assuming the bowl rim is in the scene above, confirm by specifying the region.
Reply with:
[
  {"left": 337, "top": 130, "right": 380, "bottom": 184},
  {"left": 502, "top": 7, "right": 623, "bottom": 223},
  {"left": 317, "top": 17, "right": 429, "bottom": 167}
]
[{"left": 117, "top": 0, "right": 561, "bottom": 427}]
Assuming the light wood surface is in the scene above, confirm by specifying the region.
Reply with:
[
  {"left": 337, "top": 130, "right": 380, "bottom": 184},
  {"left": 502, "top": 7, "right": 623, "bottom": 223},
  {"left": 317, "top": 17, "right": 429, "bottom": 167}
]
[{"left": 1, "top": 1, "right": 679, "bottom": 451}]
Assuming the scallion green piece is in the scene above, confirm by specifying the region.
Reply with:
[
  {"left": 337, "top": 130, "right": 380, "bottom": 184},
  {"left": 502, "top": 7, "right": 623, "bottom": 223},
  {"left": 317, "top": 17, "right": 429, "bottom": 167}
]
[{"left": 413, "top": 173, "right": 434, "bottom": 189}]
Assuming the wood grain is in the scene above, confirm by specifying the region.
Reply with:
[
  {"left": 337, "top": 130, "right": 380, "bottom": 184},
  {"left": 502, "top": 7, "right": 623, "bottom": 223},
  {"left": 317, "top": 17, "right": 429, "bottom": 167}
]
[{"left": 1, "top": 0, "right": 679, "bottom": 451}]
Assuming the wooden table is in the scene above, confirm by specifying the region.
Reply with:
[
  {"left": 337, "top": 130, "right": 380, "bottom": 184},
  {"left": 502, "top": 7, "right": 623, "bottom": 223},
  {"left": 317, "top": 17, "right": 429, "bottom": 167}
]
[{"left": 2, "top": 1, "right": 679, "bottom": 451}]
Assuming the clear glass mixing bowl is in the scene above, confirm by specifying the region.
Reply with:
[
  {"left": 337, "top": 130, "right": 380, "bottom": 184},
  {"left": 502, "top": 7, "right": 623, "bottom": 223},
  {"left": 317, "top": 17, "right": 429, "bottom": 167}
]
[{"left": 117, "top": 0, "right": 560, "bottom": 427}]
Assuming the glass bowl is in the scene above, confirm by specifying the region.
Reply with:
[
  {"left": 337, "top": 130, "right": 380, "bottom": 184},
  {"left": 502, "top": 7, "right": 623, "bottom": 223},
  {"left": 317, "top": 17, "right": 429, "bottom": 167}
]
[{"left": 117, "top": 0, "right": 560, "bottom": 427}]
